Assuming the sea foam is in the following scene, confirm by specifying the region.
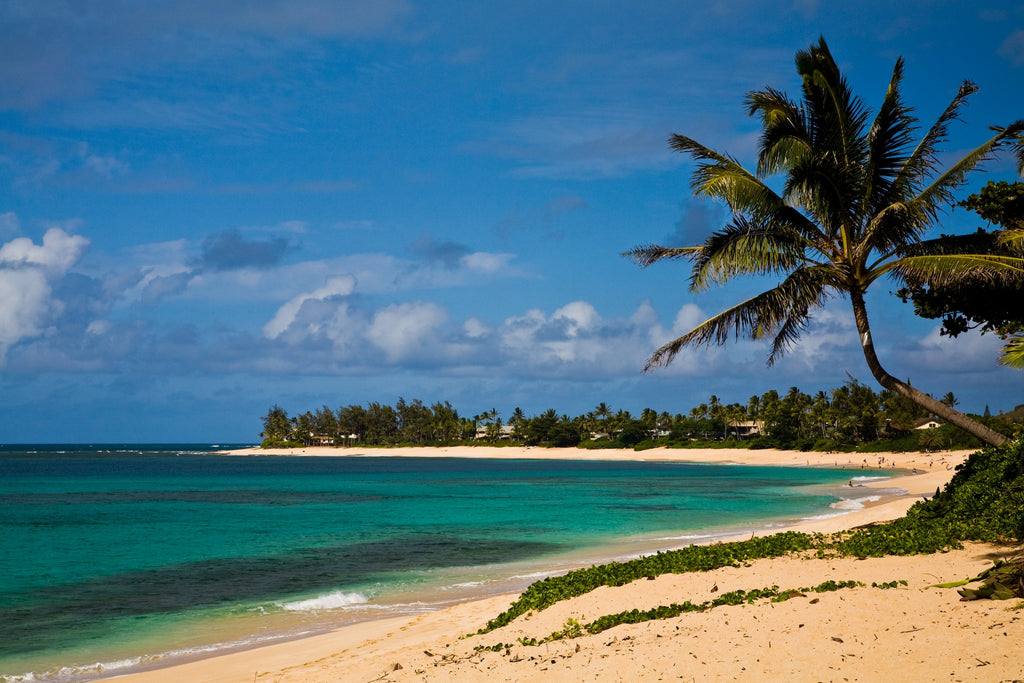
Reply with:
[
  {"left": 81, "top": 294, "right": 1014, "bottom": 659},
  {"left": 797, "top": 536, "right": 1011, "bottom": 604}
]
[
  {"left": 830, "top": 495, "right": 882, "bottom": 511},
  {"left": 279, "top": 591, "right": 369, "bottom": 612}
]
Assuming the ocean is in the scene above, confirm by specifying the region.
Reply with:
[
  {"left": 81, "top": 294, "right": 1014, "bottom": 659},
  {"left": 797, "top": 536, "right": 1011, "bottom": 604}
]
[{"left": 0, "top": 445, "right": 883, "bottom": 682}]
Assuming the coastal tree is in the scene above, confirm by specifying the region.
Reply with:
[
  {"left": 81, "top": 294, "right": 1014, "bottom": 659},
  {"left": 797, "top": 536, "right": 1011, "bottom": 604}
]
[
  {"left": 261, "top": 404, "right": 291, "bottom": 441},
  {"left": 313, "top": 405, "right": 338, "bottom": 440},
  {"left": 897, "top": 181, "right": 1024, "bottom": 368},
  {"left": 627, "top": 37, "right": 1023, "bottom": 446},
  {"left": 430, "top": 401, "right": 461, "bottom": 443}
]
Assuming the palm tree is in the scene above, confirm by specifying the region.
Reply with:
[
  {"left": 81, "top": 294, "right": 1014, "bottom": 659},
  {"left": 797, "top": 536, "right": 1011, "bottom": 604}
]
[{"left": 627, "top": 37, "right": 1022, "bottom": 446}]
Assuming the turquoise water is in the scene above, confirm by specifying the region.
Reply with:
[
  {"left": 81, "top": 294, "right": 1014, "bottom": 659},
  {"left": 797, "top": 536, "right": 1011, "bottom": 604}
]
[{"left": 0, "top": 446, "right": 874, "bottom": 682}]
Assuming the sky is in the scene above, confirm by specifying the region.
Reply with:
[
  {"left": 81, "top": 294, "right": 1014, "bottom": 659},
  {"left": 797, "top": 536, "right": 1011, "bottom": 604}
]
[{"left": 1, "top": 0, "right": 1023, "bottom": 443}]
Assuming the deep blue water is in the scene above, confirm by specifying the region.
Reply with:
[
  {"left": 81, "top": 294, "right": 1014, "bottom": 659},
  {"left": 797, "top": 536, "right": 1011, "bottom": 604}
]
[{"left": 0, "top": 445, "right": 868, "bottom": 682}]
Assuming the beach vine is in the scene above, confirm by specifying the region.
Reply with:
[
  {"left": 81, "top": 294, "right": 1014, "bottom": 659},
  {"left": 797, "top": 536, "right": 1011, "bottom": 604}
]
[{"left": 474, "top": 439, "right": 1024, "bottom": 637}]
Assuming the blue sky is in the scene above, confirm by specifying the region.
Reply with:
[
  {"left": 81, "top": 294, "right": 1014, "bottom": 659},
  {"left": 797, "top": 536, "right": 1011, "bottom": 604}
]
[{"left": 1, "top": 1, "right": 1023, "bottom": 442}]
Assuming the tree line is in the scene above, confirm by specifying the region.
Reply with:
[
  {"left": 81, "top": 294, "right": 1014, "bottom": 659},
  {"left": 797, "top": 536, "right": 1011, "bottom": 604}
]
[{"left": 259, "top": 379, "right": 1017, "bottom": 452}]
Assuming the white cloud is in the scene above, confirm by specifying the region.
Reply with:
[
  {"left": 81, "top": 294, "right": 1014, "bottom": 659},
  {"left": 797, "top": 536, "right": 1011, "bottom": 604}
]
[
  {"left": 0, "top": 269, "right": 56, "bottom": 355},
  {"left": 0, "top": 227, "right": 88, "bottom": 360},
  {"left": 463, "top": 317, "right": 491, "bottom": 339},
  {"left": 499, "top": 301, "right": 655, "bottom": 372},
  {"left": 263, "top": 275, "right": 357, "bottom": 339},
  {"left": 460, "top": 252, "right": 514, "bottom": 274},
  {"left": 552, "top": 301, "right": 599, "bottom": 336},
  {"left": 366, "top": 301, "right": 448, "bottom": 362},
  {"left": 0, "top": 227, "right": 89, "bottom": 270}
]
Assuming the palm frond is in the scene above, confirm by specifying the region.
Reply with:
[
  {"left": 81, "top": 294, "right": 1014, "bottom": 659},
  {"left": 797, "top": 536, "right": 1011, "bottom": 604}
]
[
  {"left": 669, "top": 134, "right": 786, "bottom": 219},
  {"left": 862, "top": 57, "right": 918, "bottom": 222},
  {"left": 999, "top": 333, "right": 1024, "bottom": 369},
  {"left": 783, "top": 153, "right": 856, "bottom": 239},
  {"left": 897, "top": 229, "right": 1005, "bottom": 256},
  {"left": 1000, "top": 228, "right": 1024, "bottom": 250},
  {"left": 687, "top": 215, "right": 811, "bottom": 291},
  {"left": 623, "top": 245, "right": 703, "bottom": 268},
  {"left": 789, "top": 38, "right": 871, "bottom": 244},
  {"left": 908, "top": 121, "right": 1024, "bottom": 225},
  {"left": 795, "top": 38, "right": 869, "bottom": 174},
  {"left": 643, "top": 266, "right": 831, "bottom": 371},
  {"left": 860, "top": 201, "right": 930, "bottom": 259},
  {"left": 892, "top": 253, "right": 1024, "bottom": 289},
  {"left": 746, "top": 87, "right": 812, "bottom": 178},
  {"left": 890, "top": 80, "right": 979, "bottom": 202}
]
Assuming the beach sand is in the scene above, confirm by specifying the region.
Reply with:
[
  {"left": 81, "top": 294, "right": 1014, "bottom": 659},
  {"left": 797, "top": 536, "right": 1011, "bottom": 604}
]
[{"left": 103, "top": 446, "right": 1024, "bottom": 682}]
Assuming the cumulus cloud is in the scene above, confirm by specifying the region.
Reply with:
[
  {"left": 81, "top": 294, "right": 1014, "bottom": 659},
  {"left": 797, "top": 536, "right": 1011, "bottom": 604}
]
[
  {"left": 263, "top": 275, "right": 357, "bottom": 339},
  {"left": 365, "top": 301, "right": 449, "bottom": 362},
  {"left": 0, "top": 269, "right": 56, "bottom": 351},
  {"left": 258, "top": 288, "right": 697, "bottom": 377},
  {"left": 498, "top": 300, "right": 665, "bottom": 373},
  {"left": 0, "top": 227, "right": 89, "bottom": 270},
  {"left": 0, "top": 227, "right": 89, "bottom": 359}
]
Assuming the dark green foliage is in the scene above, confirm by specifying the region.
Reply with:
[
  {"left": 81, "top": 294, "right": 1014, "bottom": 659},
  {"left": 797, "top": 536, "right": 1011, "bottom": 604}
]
[
  {"left": 486, "top": 580, "right": 866, "bottom": 644},
  {"left": 260, "top": 404, "right": 291, "bottom": 441},
  {"left": 616, "top": 421, "right": 647, "bottom": 447},
  {"left": 836, "top": 439, "right": 1024, "bottom": 557},
  {"left": 477, "top": 532, "right": 817, "bottom": 633},
  {"left": 259, "top": 380, "right": 1018, "bottom": 451},
  {"left": 898, "top": 182, "right": 1024, "bottom": 340},
  {"left": 259, "top": 437, "right": 304, "bottom": 449},
  {"left": 473, "top": 643, "right": 509, "bottom": 652}
]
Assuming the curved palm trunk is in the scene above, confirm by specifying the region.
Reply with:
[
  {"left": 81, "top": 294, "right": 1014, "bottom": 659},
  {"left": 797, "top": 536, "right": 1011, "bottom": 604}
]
[{"left": 850, "top": 291, "right": 1008, "bottom": 447}]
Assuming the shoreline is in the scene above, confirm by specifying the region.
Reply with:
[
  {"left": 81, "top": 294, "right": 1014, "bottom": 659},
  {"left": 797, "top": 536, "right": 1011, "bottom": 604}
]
[{"left": 99, "top": 446, "right": 1001, "bottom": 682}]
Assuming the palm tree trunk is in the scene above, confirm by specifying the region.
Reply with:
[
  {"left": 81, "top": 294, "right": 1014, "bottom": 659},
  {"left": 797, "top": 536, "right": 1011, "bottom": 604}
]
[{"left": 849, "top": 291, "right": 1008, "bottom": 447}]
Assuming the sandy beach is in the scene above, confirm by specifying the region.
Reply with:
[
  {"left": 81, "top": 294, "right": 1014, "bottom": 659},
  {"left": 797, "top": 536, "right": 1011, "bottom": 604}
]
[{"left": 103, "top": 446, "right": 1024, "bottom": 682}]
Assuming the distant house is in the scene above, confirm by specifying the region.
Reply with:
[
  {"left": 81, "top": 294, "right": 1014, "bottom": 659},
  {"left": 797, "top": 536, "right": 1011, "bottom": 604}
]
[
  {"left": 728, "top": 421, "right": 762, "bottom": 438},
  {"left": 475, "top": 425, "right": 515, "bottom": 440},
  {"left": 914, "top": 418, "right": 942, "bottom": 430},
  {"left": 882, "top": 419, "right": 911, "bottom": 437}
]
